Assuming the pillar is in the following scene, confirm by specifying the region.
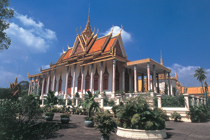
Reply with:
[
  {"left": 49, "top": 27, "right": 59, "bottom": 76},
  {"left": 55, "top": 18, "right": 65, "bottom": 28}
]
[
  {"left": 72, "top": 64, "right": 76, "bottom": 98},
  {"left": 204, "top": 98, "right": 206, "bottom": 105},
  {"left": 164, "top": 71, "right": 167, "bottom": 94},
  {"left": 153, "top": 65, "right": 157, "bottom": 93},
  {"left": 183, "top": 94, "right": 189, "bottom": 109},
  {"left": 122, "top": 67, "right": 125, "bottom": 93},
  {"left": 141, "top": 73, "right": 144, "bottom": 92},
  {"left": 157, "top": 74, "right": 159, "bottom": 93},
  {"left": 191, "top": 95, "right": 195, "bottom": 107},
  {"left": 112, "top": 60, "right": 116, "bottom": 95},
  {"left": 52, "top": 69, "right": 56, "bottom": 91},
  {"left": 168, "top": 72, "right": 171, "bottom": 96},
  {"left": 65, "top": 66, "right": 69, "bottom": 98},
  {"left": 101, "top": 97, "right": 104, "bottom": 108},
  {"left": 197, "top": 97, "right": 199, "bottom": 106},
  {"left": 41, "top": 74, "right": 45, "bottom": 98},
  {"left": 134, "top": 65, "right": 137, "bottom": 93},
  {"left": 99, "top": 62, "right": 103, "bottom": 93},
  {"left": 147, "top": 63, "right": 151, "bottom": 91},
  {"left": 81, "top": 66, "right": 84, "bottom": 98},
  {"left": 75, "top": 97, "right": 79, "bottom": 107},
  {"left": 116, "top": 97, "right": 120, "bottom": 105},
  {"left": 46, "top": 71, "right": 51, "bottom": 94},
  {"left": 28, "top": 78, "right": 32, "bottom": 95},
  {"left": 90, "top": 64, "right": 93, "bottom": 93},
  {"left": 157, "top": 94, "right": 162, "bottom": 108}
]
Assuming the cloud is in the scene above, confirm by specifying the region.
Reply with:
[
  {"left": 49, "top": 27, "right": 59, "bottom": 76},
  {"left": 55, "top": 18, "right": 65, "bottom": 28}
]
[
  {"left": 0, "top": 67, "right": 24, "bottom": 88},
  {"left": 42, "top": 65, "right": 50, "bottom": 69},
  {"left": 16, "top": 14, "right": 44, "bottom": 28},
  {"left": 102, "top": 26, "right": 132, "bottom": 43},
  {"left": 168, "top": 63, "right": 210, "bottom": 87}
]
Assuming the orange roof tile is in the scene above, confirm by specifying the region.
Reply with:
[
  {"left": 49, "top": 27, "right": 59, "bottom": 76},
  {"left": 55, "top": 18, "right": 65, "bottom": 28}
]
[
  {"left": 57, "top": 53, "right": 65, "bottom": 62},
  {"left": 62, "top": 49, "right": 72, "bottom": 60},
  {"left": 186, "top": 87, "right": 210, "bottom": 94},
  {"left": 104, "top": 37, "right": 116, "bottom": 52},
  {"left": 89, "top": 37, "right": 107, "bottom": 53}
]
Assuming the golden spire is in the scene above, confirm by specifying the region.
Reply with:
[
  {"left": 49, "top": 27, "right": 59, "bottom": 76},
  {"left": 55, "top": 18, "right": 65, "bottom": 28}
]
[
  {"left": 160, "top": 50, "right": 163, "bottom": 65},
  {"left": 175, "top": 69, "right": 178, "bottom": 80},
  {"left": 82, "top": 4, "right": 92, "bottom": 36}
]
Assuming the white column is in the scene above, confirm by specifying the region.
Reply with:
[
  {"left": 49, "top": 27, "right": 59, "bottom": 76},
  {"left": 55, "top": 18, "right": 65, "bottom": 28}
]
[
  {"left": 101, "top": 97, "right": 104, "bottom": 108},
  {"left": 153, "top": 65, "right": 157, "bottom": 93},
  {"left": 168, "top": 72, "right": 171, "bottom": 96},
  {"left": 99, "top": 62, "right": 103, "bottom": 93},
  {"left": 46, "top": 71, "right": 51, "bottom": 94},
  {"left": 90, "top": 64, "right": 93, "bottom": 93},
  {"left": 122, "top": 67, "right": 125, "bottom": 93},
  {"left": 157, "top": 94, "right": 162, "bottom": 108},
  {"left": 65, "top": 66, "right": 69, "bottom": 98},
  {"left": 183, "top": 94, "right": 189, "bottom": 109},
  {"left": 41, "top": 74, "right": 45, "bottom": 98},
  {"left": 28, "top": 78, "right": 32, "bottom": 95},
  {"left": 72, "top": 64, "right": 76, "bottom": 98},
  {"left": 112, "top": 60, "right": 116, "bottom": 95},
  {"left": 134, "top": 65, "right": 137, "bottom": 93},
  {"left": 116, "top": 97, "right": 120, "bottom": 105},
  {"left": 191, "top": 95, "right": 195, "bottom": 107},
  {"left": 81, "top": 66, "right": 84, "bottom": 98},
  {"left": 52, "top": 69, "right": 56, "bottom": 91},
  {"left": 147, "top": 63, "right": 151, "bottom": 91}
]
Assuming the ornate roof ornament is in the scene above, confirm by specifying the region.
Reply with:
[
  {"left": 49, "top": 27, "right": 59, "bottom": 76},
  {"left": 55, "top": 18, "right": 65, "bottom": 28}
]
[
  {"left": 109, "top": 25, "right": 114, "bottom": 35},
  {"left": 175, "top": 68, "right": 178, "bottom": 80},
  {"left": 67, "top": 44, "right": 71, "bottom": 50},
  {"left": 160, "top": 50, "right": 163, "bottom": 65},
  {"left": 40, "top": 66, "right": 42, "bottom": 72},
  {"left": 50, "top": 61, "right": 52, "bottom": 67},
  {"left": 62, "top": 48, "right": 66, "bottom": 54},
  {"left": 82, "top": 4, "right": 92, "bottom": 37}
]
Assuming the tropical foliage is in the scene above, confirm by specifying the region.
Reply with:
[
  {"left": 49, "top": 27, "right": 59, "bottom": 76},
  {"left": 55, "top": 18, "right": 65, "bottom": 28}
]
[
  {"left": 171, "top": 111, "right": 181, "bottom": 122},
  {"left": 115, "top": 95, "right": 165, "bottom": 130},
  {"left": 194, "top": 67, "right": 208, "bottom": 94},
  {"left": 187, "top": 105, "right": 210, "bottom": 122}
]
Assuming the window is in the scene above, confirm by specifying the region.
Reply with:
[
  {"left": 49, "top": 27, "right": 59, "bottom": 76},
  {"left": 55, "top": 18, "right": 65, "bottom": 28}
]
[
  {"left": 67, "top": 72, "right": 72, "bottom": 95},
  {"left": 115, "top": 65, "right": 120, "bottom": 91},
  {"left": 54, "top": 78, "right": 57, "bottom": 91},
  {"left": 43, "top": 79, "right": 47, "bottom": 93},
  {"left": 85, "top": 70, "right": 90, "bottom": 91},
  {"left": 77, "top": 72, "right": 81, "bottom": 92},
  {"left": 103, "top": 66, "right": 109, "bottom": 90},
  {"left": 94, "top": 68, "right": 99, "bottom": 91},
  {"left": 58, "top": 76, "right": 62, "bottom": 93}
]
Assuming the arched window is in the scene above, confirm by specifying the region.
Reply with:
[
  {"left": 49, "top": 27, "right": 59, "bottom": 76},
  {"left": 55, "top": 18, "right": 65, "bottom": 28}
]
[
  {"left": 115, "top": 65, "right": 120, "bottom": 91},
  {"left": 85, "top": 69, "right": 90, "bottom": 91},
  {"left": 58, "top": 75, "right": 62, "bottom": 93},
  {"left": 103, "top": 65, "right": 109, "bottom": 90},
  {"left": 54, "top": 78, "right": 57, "bottom": 91},
  {"left": 94, "top": 67, "right": 99, "bottom": 91},
  {"left": 77, "top": 71, "right": 81, "bottom": 92},
  {"left": 43, "top": 79, "right": 47, "bottom": 93},
  {"left": 67, "top": 71, "right": 72, "bottom": 95}
]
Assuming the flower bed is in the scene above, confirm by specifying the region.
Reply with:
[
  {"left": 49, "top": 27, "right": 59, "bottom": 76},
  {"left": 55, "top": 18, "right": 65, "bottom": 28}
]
[{"left": 116, "top": 127, "right": 167, "bottom": 139}]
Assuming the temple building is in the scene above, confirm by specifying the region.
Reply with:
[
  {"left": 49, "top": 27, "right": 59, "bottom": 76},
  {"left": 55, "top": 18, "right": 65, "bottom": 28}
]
[{"left": 27, "top": 14, "right": 172, "bottom": 99}]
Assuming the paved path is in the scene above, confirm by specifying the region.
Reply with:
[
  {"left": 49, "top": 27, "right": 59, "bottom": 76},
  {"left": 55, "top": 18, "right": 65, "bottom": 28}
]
[{"left": 48, "top": 113, "right": 210, "bottom": 140}]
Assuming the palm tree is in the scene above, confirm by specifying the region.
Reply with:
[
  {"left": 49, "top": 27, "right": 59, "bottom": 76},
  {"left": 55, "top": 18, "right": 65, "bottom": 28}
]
[{"left": 194, "top": 67, "right": 208, "bottom": 94}]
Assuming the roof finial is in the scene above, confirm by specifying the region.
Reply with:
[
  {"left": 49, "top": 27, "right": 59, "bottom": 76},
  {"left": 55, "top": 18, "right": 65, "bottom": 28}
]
[
  {"left": 109, "top": 25, "right": 114, "bottom": 35},
  {"left": 62, "top": 48, "right": 66, "bottom": 54},
  {"left": 88, "top": 3, "right": 90, "bottom": 22},
  {"left": 175, "top": 68, "right": 178, "bottom": 80},
  {"left": 160, "top": 50, "right": 163, "bottom": 65}
]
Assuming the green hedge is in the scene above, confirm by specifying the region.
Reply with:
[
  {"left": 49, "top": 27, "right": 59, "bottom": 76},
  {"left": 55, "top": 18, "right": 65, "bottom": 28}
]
[{"left": 162, "top": 94, "right": 185, "bottom": 107}]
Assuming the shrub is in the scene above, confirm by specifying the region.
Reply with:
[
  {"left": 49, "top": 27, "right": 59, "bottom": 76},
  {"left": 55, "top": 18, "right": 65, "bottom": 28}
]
[
  {"left": 171, "top": 111, "right": 181, "bottom": 122},
  {"left": 60, "top": 113, "right": 70, "bottom": 118},
  {"left": 45, "top": 112, "right": 54, "bottom": 116},
  {"left": 153, "top": 108, "right": 168, "bottom": 121},
  {"left": 67, "top": 99, "right": 72, "bottom": 105},
  {"left": 116, "top": 94, "right": 165, "bottom": 130},
  {"left": 145, "top": 121, "right": 154, "bottom": 130},
  {"left": 187, "top": 105, "right": 210, "bottom": 122},
  {"left": 75, "top": 92, "right": 79, "bottom": 98}
]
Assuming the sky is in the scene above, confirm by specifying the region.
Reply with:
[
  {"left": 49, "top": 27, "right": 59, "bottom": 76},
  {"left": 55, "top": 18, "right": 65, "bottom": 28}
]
[{"left": 1, "top": 0, "right": 210, "bottom": 88}]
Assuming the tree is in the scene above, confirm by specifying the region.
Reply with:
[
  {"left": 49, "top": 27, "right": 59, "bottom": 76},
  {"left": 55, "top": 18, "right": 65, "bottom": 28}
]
[
  {"left": 172, "top": 87, "right": 177, "bottom": 96},
  {"left": 0, "top": 0, "right": 14, "bottom": 51},
  {"left": 194, "top": 67, "right": 208, "bottom": 94}
]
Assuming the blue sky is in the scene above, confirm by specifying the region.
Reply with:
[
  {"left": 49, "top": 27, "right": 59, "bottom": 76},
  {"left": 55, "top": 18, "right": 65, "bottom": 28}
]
[{"left": 1, "top": 0, "right": 210, "bottom": 88}]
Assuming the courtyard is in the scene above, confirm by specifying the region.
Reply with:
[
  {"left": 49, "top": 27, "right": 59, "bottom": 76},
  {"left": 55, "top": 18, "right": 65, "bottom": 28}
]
[{"left": 48, "top": 113, "right": 210, "bottom": 140}]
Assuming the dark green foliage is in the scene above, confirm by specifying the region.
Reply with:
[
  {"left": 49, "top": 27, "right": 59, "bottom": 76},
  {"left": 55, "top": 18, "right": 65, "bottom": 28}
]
[
  {"left": 104, "top": 97, "right": 115, "bottom": 106},
  {"left": 0, "top": 94, "right": 58, "bottom": 140},
  {"left": 0, "top": 0, "right": 14, "bottom": 51},
  {"left": 153, "top": 108, "right": 168, "bottom": 121},
  {"left": 60, "top": 113, "right": 70, "bottom": 118},
  {"left": 67, "top": 99, "right": 72, "bottom": 105},
  {"left": 75, "top": 92, "right": 79, "bottom": 97},
  {"left": 171, "top": 111, "right": 181, "bottom": 122},
  {"left": 187, "top": 105, "right": 210, "bottom": 122},
  {"left": 162, "top": 94, "right": 185, "bottom": 107},
  {"left": 153, "top": 97, "right": 158, "bottom": 107},
  {"left": 45, "top": 112, "right": 54, "bottom": 116},
  {"left": 58, "top": 99, "right": 65, "bottom": 105},
  {"left": 116, "top": 95, "right": 165, "bottom": 130},
  {"left": 0, "top": 88, "right": 12, "bottom": 99},
  {"left": 145, "top": 121, "right": 154, "bottom": 130},
  {"left": 94, "top": 111, "right": 117, "bottom": 137},
  {"left": 172, "top": 87, "right": 177, "bottom": 96},
  {"left": 194, "top": 67, "right": 208, "bottom": 94},
  {"left": 46, "top": 90, "right": 58, "bottom": 106}
]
